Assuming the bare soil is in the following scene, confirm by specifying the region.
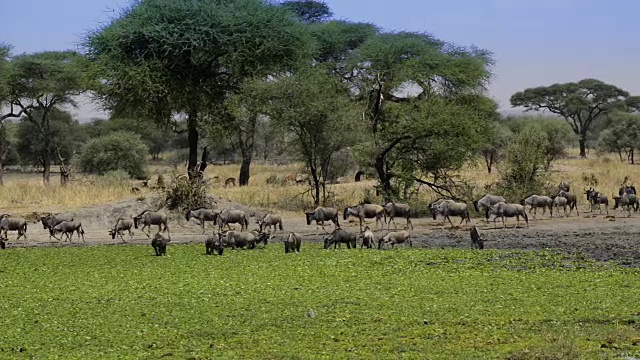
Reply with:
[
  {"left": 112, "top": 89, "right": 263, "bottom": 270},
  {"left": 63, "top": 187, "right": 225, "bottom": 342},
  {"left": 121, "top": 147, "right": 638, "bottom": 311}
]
[{"left": 4, "top": 196, "right": 640, "bottom": 266}]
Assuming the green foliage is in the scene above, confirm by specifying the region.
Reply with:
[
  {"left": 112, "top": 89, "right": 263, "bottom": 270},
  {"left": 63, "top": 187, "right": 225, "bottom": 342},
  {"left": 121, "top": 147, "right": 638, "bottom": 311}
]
[
  {"left": 479, "top": 122, "right": 513, "bottom": 173},
  {"left": 75, "top": 132, "right": 149, "bottom": 179},
  {"left": 0, "top": 43, "right": 11, "bottom": 105},
  {"left": 280, "top": 0, "right": 333, "bottom": 23},
  {"left": 164, "top": 174, "right": 212, "bottom": 211},
  {"left": 598, "top": 112, "right": 640, "bottom": 163}
]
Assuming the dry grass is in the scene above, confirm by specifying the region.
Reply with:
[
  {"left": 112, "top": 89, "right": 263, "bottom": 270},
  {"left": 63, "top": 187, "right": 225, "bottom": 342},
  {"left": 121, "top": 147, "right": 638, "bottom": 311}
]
[{"left": 2, "top": 149, "right": 640, "bottom": 215}]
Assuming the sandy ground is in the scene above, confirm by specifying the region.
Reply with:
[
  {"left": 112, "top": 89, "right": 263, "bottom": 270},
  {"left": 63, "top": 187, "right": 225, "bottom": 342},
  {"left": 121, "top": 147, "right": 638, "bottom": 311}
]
[{"left": 3, "top": 195, "right": 640, "bottom": 265}]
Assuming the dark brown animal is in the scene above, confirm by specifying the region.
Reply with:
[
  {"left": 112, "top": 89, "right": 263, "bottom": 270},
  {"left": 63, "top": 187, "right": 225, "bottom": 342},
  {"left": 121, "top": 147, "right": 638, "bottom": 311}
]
[
  {"left": 151, "top": 233, "right": 170, "bottom": 256},
  {"left": 225, "top": 177, "right": 237, "bottom": 187},
  {"left": 469, "top": 226, "right": 484, "bottom": 249},
  {"left": 283, "top": 232, "right": 302, "bottom": 253}
]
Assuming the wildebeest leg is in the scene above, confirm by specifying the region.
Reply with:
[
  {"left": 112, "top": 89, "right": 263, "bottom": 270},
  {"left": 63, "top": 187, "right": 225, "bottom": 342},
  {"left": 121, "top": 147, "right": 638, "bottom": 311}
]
[
  {"left": 201, "top": 220, "right": 206, "bottom": 234},
  {"left": 502, "top": 216, "right": 506, "bottom": 229},
  {"left": 407, "top": 217, "right": 413, "bottom": 230},
  {"left": 446, "top": 215, "right": 454, "bottom": 228}
]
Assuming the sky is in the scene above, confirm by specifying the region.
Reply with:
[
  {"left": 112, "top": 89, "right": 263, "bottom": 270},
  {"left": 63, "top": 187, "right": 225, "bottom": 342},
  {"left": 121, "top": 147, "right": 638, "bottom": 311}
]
[{"left": 1, "top": 0, "right": 639, "bottom": 121}]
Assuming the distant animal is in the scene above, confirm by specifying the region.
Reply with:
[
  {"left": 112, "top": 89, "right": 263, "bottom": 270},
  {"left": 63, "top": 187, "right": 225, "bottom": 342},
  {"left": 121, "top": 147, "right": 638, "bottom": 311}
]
[
  {"left": 109, "top": 217, "right": 134, "bottom": 242},
  {"left": 618, "top": 184, "right": 637, "bottom": 196},
  {"left": 185, "top": 207, "right": 219, "bottom": 234},
  {"left": 434, "top": 200, "right": 471, "bottom": 227},
  {"left": 469, "top": 226, "right": 485, "bottom": 250},
  {"left": 133, "top": 210, "right": 170, "bottom": 239},
  {"left": 0, "top": 214, "right": 27, "bottom": 242},
  {"left": 283, "top": 232, "right": 302, "bottom": 253},
  {"left": 222, "top": 230, "right": 269, "bottom": 250},
  {"left": 473, "top": 194, "right": 506, "bottom": 220},
  {"left": 305, "top": 207, "right": 340, "bottom": 231},
  {"left": 52, "top": 220, "right": 85, "bottom": 243},
  {"left": 225, "top": 177, "right": 237, "bottom": 187},
  {"left": 557, "top": 190, "right": 579, "bottom": 216},
  {"left": 551, "top": 196, "right": 569, "bottom": 217},
  {"left": 40, "top": 214, "right": 74, "bottom": 241},
  {"left": 151, "top": 233, "right": 170, "bottom": 256},
  {"left": 521, "top": 194, "right": 554, "bottom": 218},
  {"left": 205, "top": 233, "right": 224, "bottom": 255},
  {"left": 558, "top": 181, "right": 570, "bottom": 193},
  {"left": 323, "top": 228, "right": 357, "bottom": 249},
  {"left": 257, "top": 213, "right": 283, "bottom": 233},
  {"left": 382, "top": 202, "right": 412, "bottom": 230},
  {"left": 489, "top": 202, "right": 529, "bottom": 228},
  {"left": 130, "top": 187, "right": 141, "bottom": 194},
  {"left": 379, "top": 230, "right": 412, "bottom": 250},
  {"left": 343, "top": 203, "right": 385, "bottom": 231},
  {"left": 584, "top": 187, "right": 609, "bottom": 214},
  {"left": 613, "top": 192, "right": 639, "bottom": 216},
  {"left": 216, "top": 209, "right": 249, "bottom": 232},
  {"left": 359, "top": 226, "right": 375, "bottom": 249}
]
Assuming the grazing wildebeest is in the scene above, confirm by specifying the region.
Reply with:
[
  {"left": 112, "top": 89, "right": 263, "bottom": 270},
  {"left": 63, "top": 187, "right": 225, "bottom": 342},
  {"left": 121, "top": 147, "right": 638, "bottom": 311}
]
[
  {"left": 359, "top": 226, "right": 375, "bottom": 249},
  {"left": 225, "top": 177, "right": 236, "bottom": 187},
  {"left": 305, "top": 207, "right": 340, "bottom": 231},
  {"left": 185, "top": 208, "right": 219, "bottom": 234},
  {"left": 109, "top": 217, "right": 134, "bottom": 242},
  {"left": 557, "top": 190, "right": 579, "bottom": 216},
  {"left": 52, "top": 220, "right": 85, "bottom": 243},
  {"left": 551, "top": 196, "right": 569, "bottom": 218},
  {"left": 434, "top": 200, "right": 471, "bottom": 227},
  {"left": 133, "top": 210, "right": 170, "bottom": 239},
  {"left": 0, "top": 214, "right": 27, "bottom": 242},
  {"left": 283, "top": 232, "right": 302, "bottom": 253},
  {"left": 558, "top": 181, "right": 570, "bottom": 193},
  {"left": 222, "top": 230, "right": 268, "bottom": 250},
  {"left": 383, "top": 202, "right": 412, "bottom": 231},
  {"left": 490, "top": 202, "right": 529, "bottom": 228},
  {"left": 205, "top": 233, "right": 224, "bottom": 255},
  {"left": 473, "top": 194, "right": 506, "bottom": 220},
  {"left": 41, "top": 214, "right": 74, "bottom": 241},
  {"left": 323, "top": 228, "right": 357, "bottom": 249},
  {"left": 216, "top": 209, "right": 249, "bottom": 232},
  {"left": 613, "top": 192, "right": 639, "bottom": 216},
  {"left": 521, "top": 194, "right": 554, "bottom": 218},
  {"left": 151, "top": 233, "right": 170, "bottom": 256},
  {"left": 343, "top": 203, "right": 385, "bottom": 231},
  {"left": 379, "top": 230, "right": 412, "bottom": 250},
  {"left": 618, "top": 184, "right": 637, "bottom": 196},
  {"left": 257, "top": 213, "right": 283, "bottom": 233},
  {"left": 584, "top": 187, "right": 609, "bottom": 214},
  {"left": 429, "top": 198, "right": 446, "bottom": 220},
  {"left": 469, "top": 226, "right": 485, "bottom": 250}
]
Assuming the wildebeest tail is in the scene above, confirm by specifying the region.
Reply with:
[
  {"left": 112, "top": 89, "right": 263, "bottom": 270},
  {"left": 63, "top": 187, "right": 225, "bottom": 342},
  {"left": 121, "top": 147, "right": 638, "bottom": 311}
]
[{"left": 473, "top": 200, "right": 479, "bottom": 213}]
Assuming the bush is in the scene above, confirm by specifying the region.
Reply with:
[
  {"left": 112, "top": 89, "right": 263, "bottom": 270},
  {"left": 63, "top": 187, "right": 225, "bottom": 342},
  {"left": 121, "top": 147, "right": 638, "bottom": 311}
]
[
  {"left": 75, "top": 132, "right": 149, "bottom": 179},
  {"left": 164, "top": 174, "right": 214, "bottom": 211}
]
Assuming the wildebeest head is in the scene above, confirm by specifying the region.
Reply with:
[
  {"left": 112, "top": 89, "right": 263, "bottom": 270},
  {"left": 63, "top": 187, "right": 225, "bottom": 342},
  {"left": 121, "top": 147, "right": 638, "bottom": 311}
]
[
  {"left": 185, "top": 210, "right": 192, "bottom": 222},
  {"left": 133, "top": 216, "right": 139, "bottom": 229},
  {"left": 304, "top": 211, "right": 313, "bottom": 225},
  {"left": 257, "top": 231, "right": 270, "bottom": 246},
  {"left": 323, "top": 234, "right": 333, "bottom": 249},
  {"left": 584, "top": 187, "right": 596, "bottom": 201}
]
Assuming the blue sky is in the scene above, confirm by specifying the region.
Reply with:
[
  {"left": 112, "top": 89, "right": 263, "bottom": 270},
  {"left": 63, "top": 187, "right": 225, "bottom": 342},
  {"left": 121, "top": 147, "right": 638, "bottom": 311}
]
[{"left": 1, "top": 0, "right": 638, "bottom": 120}]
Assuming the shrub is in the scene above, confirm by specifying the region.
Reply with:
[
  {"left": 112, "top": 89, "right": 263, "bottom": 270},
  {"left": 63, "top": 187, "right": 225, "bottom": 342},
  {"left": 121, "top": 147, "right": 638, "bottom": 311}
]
[
  {"left": 164, "top": 174, "right": 213, "bottom": 211},
  {"left": 75, "top": 132, "right": 148, "bottom": 179}
]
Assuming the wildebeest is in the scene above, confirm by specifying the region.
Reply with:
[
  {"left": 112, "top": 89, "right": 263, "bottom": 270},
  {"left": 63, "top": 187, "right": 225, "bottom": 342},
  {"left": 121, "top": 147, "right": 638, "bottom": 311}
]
[
  {"left": 205, "top": 233, "right": 224, "bottom": 255},
  {"left": 185, "top": 208, "right": 219, "bottom": 234},
  {"left": 521, "top": 194, "right": 554, "bottom": 218},
  {"left": 359, "top": 226, "right": 375, "bottom": 249},
  {"left": 225, "top": 177, "right": 236, "bottom": 187},
  {"left": 41, "top": 213, "right": 74, "bottom": 241},
  {"left": 109, "top": 217, "right": 134, "bottom": 242},
  {"left": 619, "top": 184, "right": 637, "bottom": 196},
  {"left": 557, "top": 190, "right": 579, "bottom": 216},
  {"left": 305, "top": 207, "right": 340, "bottom": 231},
  {"left": 283, "top": 232, "right": 302, "bottom": 253},
  {"left": 558, "top": 181, "right": 570, "bottom": 192},
  {"left": 0, "top": 214, "right": 27, "bottom": 242},
  {"left": 216, "top": 209, "right": 249, "bottom": 232},
  {"left": 52, "top": 220, "right": 85, "bottom": 243},
  {"left": 434, "top": 200, "right": 471, "bottom": 227},
  {"left": 551, "top": 196, "right": 569, "bottom": 217},
  {"left": 469, "top": 226, "right": 485, "bottom": 250},
  {"left": 490, "top": 202, "right": 529, "bottom": 228},
  {"left": 343, "top": 203, "right": 385, "bottom": 231},
  {"left": 613, "top": 192, "right": 639, "bottom": 216},
  {"left": 382, "top": 202, "right": 412, "bottom": 230},
  {"left": 323, "top": 228, "right": 357, "bottom": 249},
  {"left": 584, "top": 187, "right": 609, "bottom": 214},
  {"left": 379, "top": 230, "right": 412, "bottom": 250},
  {"left": 151, "top": 233, "right": 170, "bottom": 256},
  {"left": 257, "top": 213, "right": 283, "bottom": 233},
  {"left": 222, "top": 230, "right": 269, "bottom": 250},
  {"left": 0, "top": 238, "right": 5, "bottom": 249},
  {"left": 133, "top": 210, "right": 170, "bottom": 239},
  {"left": 473, "top": 194, "right": 506, "bottom": 220}
]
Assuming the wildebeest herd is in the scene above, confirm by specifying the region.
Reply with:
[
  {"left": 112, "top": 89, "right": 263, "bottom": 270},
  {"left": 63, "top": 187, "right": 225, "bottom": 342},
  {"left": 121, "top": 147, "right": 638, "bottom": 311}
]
[{"left": 0, "top": 181, "right": 637, "bottom": 254}]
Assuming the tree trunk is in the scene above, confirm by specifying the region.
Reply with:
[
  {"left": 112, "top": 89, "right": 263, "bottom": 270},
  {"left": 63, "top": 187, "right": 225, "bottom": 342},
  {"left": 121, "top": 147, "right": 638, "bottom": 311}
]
[
  {"left": 187, "top": 109, "right": 199, "bottom": 179},
  {"left": 579, "top": 136, "right": 587, "bottom": 158},
  {"left": 619, "top": 151, "right": 624, "bottom": 163},
  {"left": 374, "top": 156, "right": 392, "bottom": 202},
  {"left": 0, "top": 162, "right": 4, "bottom": 186},
  {"left": 632, "top": 149, "right": 635, "bottom": 164},
  {"left": 239, "top": 153, "right": 252, "bottom": 186}
]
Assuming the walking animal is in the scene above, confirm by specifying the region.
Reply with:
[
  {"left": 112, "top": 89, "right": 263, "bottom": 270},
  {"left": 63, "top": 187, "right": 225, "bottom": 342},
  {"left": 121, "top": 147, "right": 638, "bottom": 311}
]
[
  {"left": 584, "top": 187, "right": 609, "bottom": 214},
  {"left": 305, "top": 207, "right": 340, "bottom": 231},
  {"left": 473, "top": 194, "right": 506, "bottom": 220},
  {"left": 359, "top": 226, "right": 375, "bottom": 249},
  {"left": 109, "top": 217, "right": 134, "bottom": 242},
  {"left": 434, "top": 200, "right": 471, "bottom": 227},
  {"left": 151, "top": 233, "right": 170, "bottom": 256},
  {"left": 216, "top": 209, "right": 249, "bottom": 232},
  {"left": 521, "top": 195, "right": 554, "bottom": 218},
  {"left": 557, "top": 190, "right": 579, "bottom": 216},
  {"left": 383, "top": 202, "right": 413, "bottom": 230},
  {"left": 41, "top": 214, "right": 74, "bottom": 241},
  {"left": 283, "top": 232, "right": 302, "bottom": 253},
  {"left": 558, "top": 181, "right": 571, "bottom": 193},
  {"left": 551, "top": 196, "right": 569, "bottom": 217},
  {"left": 52, "top": 220, "right": 85, "bottom": 243},
  {"left": 0, "top": 214, "right": 27, "bottom": 242},
  {"left": 343, "top": 203, "right": 385, "bottom": 231},
  {"left": 323, "top": 228, "right": 357, "bottom": 249},
  {"left": 379, "top": 230, "right": 412, "bottom": 250},
  {"left": 185, "top": 208, "right": 219, "bottom": 234},
  {"left": 613, "top": 192, "right": 639, "bottom": 216},
  {"left": 133, "top": 210, "right": 170, "bottom": 239},
  {"left": 205, "top": 233, "right": 224, "bottom": 255},
  {"left": 619, "top": 184, "right": 637, "bottom": 196},
  {"left": 257, "top": 213, "right": 283, "bottom": 233},
  {"left": 489, "top": 202, "right": 529, "bottom": 228}
]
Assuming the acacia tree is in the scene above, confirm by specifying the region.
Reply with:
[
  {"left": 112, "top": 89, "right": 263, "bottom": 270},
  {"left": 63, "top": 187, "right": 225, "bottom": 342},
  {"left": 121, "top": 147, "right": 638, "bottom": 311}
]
[
  {"left": 510, "top": 79, "right": 640, "bottom": 157},
  {"left": 479, "top": 122, "right": 513, "bottom": 174},
  {"left": 84, "top": 0, "right": 309, "bottom": 179},
  {"left": 598, "top": 113, "right": 640, "bottom": 163},
  {"left": 280, "top": 0, "right": 333, "bottom": 23}
]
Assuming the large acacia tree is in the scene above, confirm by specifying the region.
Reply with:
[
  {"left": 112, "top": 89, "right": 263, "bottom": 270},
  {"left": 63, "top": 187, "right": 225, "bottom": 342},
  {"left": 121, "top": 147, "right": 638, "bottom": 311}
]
[
  {"left": 84, "top": 0, "right": 310, "bottom": 179},
  {"left": 510, "top": 79, "right": 640, "bottom": 157}
]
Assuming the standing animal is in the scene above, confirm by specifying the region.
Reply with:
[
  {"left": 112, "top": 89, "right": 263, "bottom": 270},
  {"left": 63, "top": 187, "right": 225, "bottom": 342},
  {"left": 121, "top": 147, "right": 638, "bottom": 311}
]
[
  {"left": 584, "top": 187, "right": 609, "bottom": 214},
  {"left": 557, "top": 190, "right": 579, "bottom": 216},
  {"left": 151, "top": 233, "right": 170, "bottom": 256},
  {"left": 434, "top": 200, "right": 471, "bottom": 227},
  {"left": 359, "top": 226, "right": 375, "bottom": 249},
  {"left": 283, "top": 232, "right": 302, "bottom": 253},
  {"left": 41, "top": 214, "right": 74, "bottom": 241},
  {"left": 205, "top": 233, "right": 224, "bottom": 255},
  {"left": 0, "top": 215, "right": 27, "bottom": 242},
  {"left": 216, "top": 209, "right": 249, "bottom": 232},
  {"left": 558, "top": 181, "right": 571, "bottom": 192},
  {"left": 552, "top": 196, "right": 569, "bottom": 217},
  {"left": 305, "top": 207, "right": 340, "bottom": 231},
  {"left": 619, "top": 184, "right": 637, "bottom": 196},
  {"left": 383, "top": 202, "right": 412, "bottom": 230},
  {"left": 257, "top": 213, "right": 283, "bottom": 233},
  {"left": 613, "top": 192, "right": 639, "bottom": 216},
  {"left": 0, "top": 238, "right": 5, "bottom": 249},
  {"left": 323, "top": 228, "right": 357, "bottom": 249},
  {"left": 343, "top": 203, "right": 385, "bottom": 231},
  {"left": 521, "top": 195, "right": 554, "bottom": 218},
  {"left": 225, "top": 177, "right": 237, "bottom": 187},
  {"left": 133, "top": 210, "right": 170, "bottom": 238},
  {"left": 379, "top": 230, "right": 412, "bottom": 250},
  {"left": 469, "top": 226, "right": 485, "bottom": 250},
  {"left": 109, "top": 217, "right": 134, "bottom": 242},
  {"left": 490, "top": 202, "right": 529, "bottom": 228},
  {"left": 52, "top": 221, "right": 85, "bottom": 243},
  {"left": 473, "top": 194, "right": 506, "bottom": 220},
  {"left": 185, "top": 208, "right": 219, "bottom": 234}
]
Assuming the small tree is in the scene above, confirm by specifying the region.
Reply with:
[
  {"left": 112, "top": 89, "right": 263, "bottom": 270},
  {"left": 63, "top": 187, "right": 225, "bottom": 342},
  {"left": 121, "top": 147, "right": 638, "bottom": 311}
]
[
  {"left": 598, "top": 113, "right": 640, "bottom": 163},
  {"left": 75, "top": 132, "right": 149, "bottom": 179},
  {"left": 479, "top": 122, "right": 513, "bottom": 174}
]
